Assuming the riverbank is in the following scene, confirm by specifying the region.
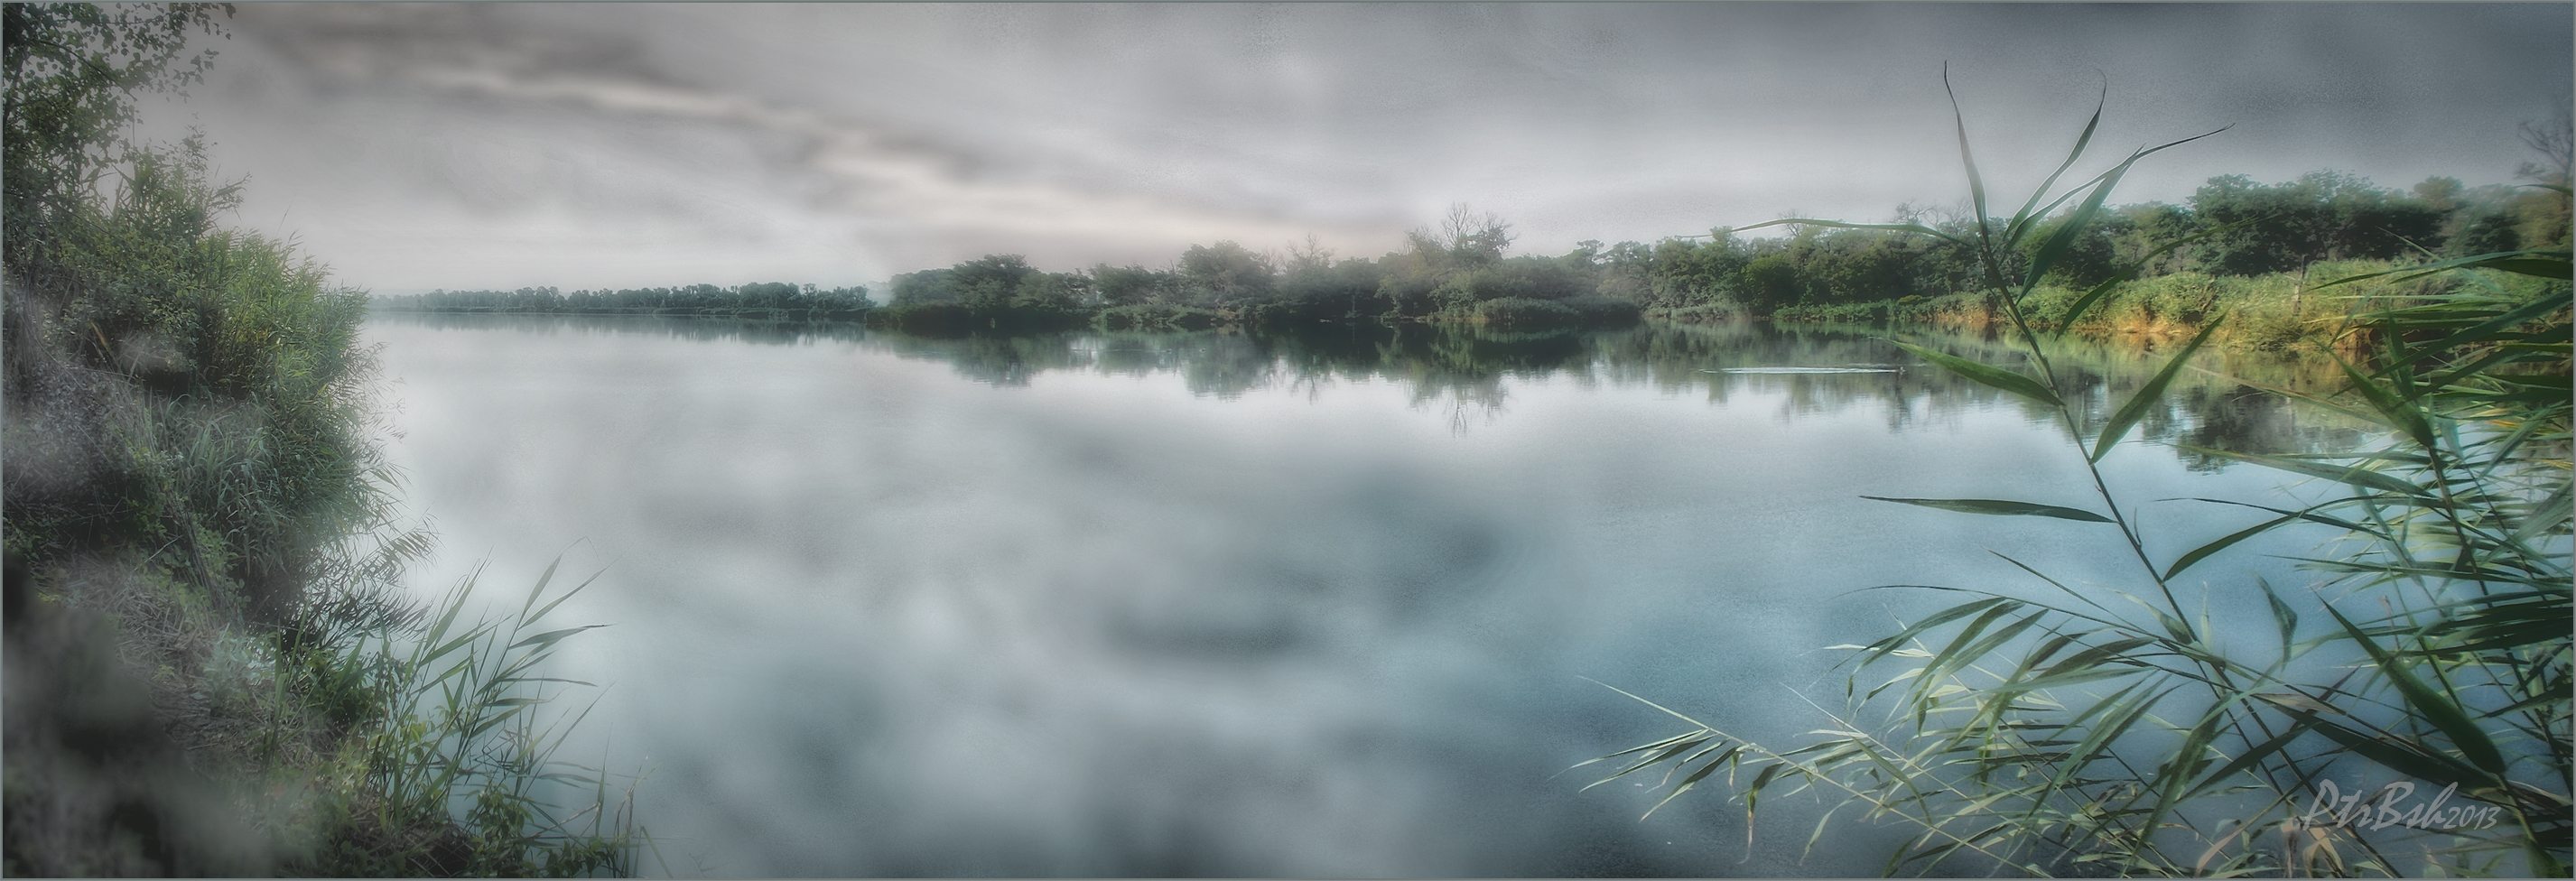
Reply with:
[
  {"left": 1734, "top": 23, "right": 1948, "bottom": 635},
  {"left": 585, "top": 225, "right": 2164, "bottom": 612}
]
[
  {"left": 3, "top": 7, "right": 637, "bottom": 875},
  {"left": 380, "top": 255, "right": 2554, "bottom": 353},
  {"left": 1766, "top": 258, "right": 2567, "bottom": 354}
]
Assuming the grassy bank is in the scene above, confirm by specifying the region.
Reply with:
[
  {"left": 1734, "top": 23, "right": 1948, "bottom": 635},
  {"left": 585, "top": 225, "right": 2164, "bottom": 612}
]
[
  {"left": 4, "top": 5, "right": 637, "bottom": 875},
  {"left": 1772, "top": 257, "right": 2570, "bottom": 355}
]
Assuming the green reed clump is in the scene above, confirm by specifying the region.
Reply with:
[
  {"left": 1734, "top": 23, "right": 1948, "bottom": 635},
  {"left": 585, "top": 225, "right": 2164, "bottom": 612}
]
[
  {"left": 1585, "top": 73, "right": 2571, "bottom": 877},
  {"left": 290, "top": 561, "right": 646, "bottom": 877}
]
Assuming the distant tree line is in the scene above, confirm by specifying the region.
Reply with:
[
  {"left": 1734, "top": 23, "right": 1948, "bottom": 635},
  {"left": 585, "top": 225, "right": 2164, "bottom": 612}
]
[
  {"left": 372, "top": 281, "right": 874, "bottom": 318},
  {"left": 379, "top": 163, "right": 2571, "bottom": 334}
]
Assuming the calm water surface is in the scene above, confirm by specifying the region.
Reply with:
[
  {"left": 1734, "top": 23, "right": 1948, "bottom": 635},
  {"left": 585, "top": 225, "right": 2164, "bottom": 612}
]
[{"left": 365, "top": 313, "right": 2362, "bottom": 876}]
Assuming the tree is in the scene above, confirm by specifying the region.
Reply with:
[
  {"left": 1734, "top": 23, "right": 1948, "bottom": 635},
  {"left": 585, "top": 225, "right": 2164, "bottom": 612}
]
[
  {"left": 2188, "top": 172, "right": 2439, "bottom": 274},
  {"left": 2515, "top": 106, "right": 2574, "bottom": 247},
  {"left": 1009, "top": 271, "right": 1089, "bottom": 312},
  {"left": 1283, "top": 234, "right": 1334, "bottom": 276},
  {"left": 888, "top": 268, "right": 954, "bottom": 306},
  {"left": 4, "top": 3, "right": 231, "bottom": 270},
  {"left": 2413, "top": 175, "right": 2466, "bottom": 212},
  {"left": 1737, "top": 255, "right": 1801, "bottom": 313},
  {"left": 897, "top": 254, "right": 1040, "bottom": 311},
  {"left": 2517, "top": 105, "right": 2573, "bottom": 189},
  {"left": 1177, "top": 240, "right": 1271, "bottom": 304},
  {"left": 1438, "top": 203, "right": 1514, "bottom": 267},
  {"left": 1090, "top": 263, "right": 1171, "bottom": 306},
  {"left": 2019, "top": 211, "right": 2126, "bottom": 289},
  {"left": 1594, "top": 240, "right": 1655, "bottom": 302}
]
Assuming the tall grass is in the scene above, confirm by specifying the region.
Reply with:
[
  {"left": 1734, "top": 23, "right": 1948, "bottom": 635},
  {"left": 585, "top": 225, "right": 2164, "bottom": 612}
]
[
  {"left": 1584, "top": 75, "right": 2572, "bottom": 876},
  {"left": 293, "top": 560, "right": 646, "bottom": 876}
]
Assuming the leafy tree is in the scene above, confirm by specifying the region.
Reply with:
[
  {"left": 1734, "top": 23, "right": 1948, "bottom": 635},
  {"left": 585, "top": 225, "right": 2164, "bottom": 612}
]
[
  {"left": 1090, "top": 263, "right": 1173, "bottom": 306},
  {"left": 2190, "top": 171, "right": 2442, "bottom": 274},
  {"left": 1010, "top": 271, "right": 1090, "bottom": 312},
  {"left": 3, "top": 2, "right": 231, "bottom": 270},
  {"left": 948, "top": 254, "right": 1037, "bottom": 311},
  {"left": 2018, "top": 212, "right": 2125, "bottom": 289},
  {"left": 1176, "top": 240, "right": 1272, "bottom": 305},
  {"left": 2413, "top": 175, "right": 2467, "bottom": 212},
  {"left": 1649, "top": 236, "right": 1745, "bottom": 308},
  {"left": 1594, "top": 240, "right": 1655, "bottom": 301},
  {"left": 1737, "top": 254, "right": 1801, "bottom": 313}
]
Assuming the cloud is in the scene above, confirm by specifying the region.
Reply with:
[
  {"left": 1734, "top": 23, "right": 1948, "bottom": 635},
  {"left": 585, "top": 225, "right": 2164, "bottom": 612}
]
[
  {"left": 159, "top": 4, "right": 1415, "bottom": 289},
  {"left": 137, "top": 3, "right": 2573, "bottom": 292}
]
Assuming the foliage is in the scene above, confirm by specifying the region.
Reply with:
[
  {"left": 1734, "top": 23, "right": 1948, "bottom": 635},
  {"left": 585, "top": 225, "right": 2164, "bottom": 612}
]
[
  {"left": 3, "top": 2, "right": 231, "bottom": 273},
  {"left": 1586, "top": 80, "right": 2572, "bottom": 876},
  {"left": 2190, "top": 172, "right": 2447, "bottom": 274},
  {"left": 382, "top": 156, "right": 2562, "bottom": 337},
  {"left": 3, "top": 5, "right": 641, "bottom": 875},
  {"left": 1177, "top": 240, "right": 1275, "bottom": 305},
  {"left": 1465, "top": 295, "right": 1642, "bottom": 329}
]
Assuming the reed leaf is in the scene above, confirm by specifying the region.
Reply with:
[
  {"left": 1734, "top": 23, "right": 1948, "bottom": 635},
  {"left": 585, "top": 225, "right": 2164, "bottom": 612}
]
[
  {"left": 1885, "top": 340, "right": 2062, "bottom": 406},
  {"left": 1861, "top": 496, "right": 2113, "bottom": 523}
]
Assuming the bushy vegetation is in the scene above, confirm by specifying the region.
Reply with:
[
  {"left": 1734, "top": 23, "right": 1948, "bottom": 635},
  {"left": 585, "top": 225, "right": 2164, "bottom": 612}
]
[
  {"left": 1465, "top": 295, "right": 1642, "bottom": 329},
  {"left": 1095, "top": 302, "right": 1224, "bottom": 331},
  {"left": 4, "top": 5, "right": 637, "bottom": 875},
  {"left": 1585, "top": 83, "right": 2571, "bottom": 876}
]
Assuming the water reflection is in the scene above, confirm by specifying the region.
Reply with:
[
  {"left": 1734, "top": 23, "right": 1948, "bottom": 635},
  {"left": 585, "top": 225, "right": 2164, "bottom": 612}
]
[
  {"left": 374, "top": 311, "right": 2371, "bottom": 456},
  {"left": 365, "top": 311, "right": 2365, "bottom": 877}
]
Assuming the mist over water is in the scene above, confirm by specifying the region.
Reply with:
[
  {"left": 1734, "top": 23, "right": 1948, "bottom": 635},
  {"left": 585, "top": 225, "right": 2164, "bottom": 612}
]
[{"left": 365, "top": 313, "right": 2349, "bottom": 876}]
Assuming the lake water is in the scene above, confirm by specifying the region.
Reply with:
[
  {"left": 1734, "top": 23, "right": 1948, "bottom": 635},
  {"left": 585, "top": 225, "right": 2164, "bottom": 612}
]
[{"left": 363, "top": 313, "right": 2364, "bottom": 876}]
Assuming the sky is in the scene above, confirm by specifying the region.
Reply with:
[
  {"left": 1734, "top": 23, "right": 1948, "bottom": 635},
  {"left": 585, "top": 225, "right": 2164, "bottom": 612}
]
[{"left": 131, "top": 2, "right": 2574, "bottom": 295}]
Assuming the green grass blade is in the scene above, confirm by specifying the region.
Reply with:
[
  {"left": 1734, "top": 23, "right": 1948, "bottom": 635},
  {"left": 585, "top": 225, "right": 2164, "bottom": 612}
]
[
  {"left": 2256, "top": 693, "right": 2488, "bottom": 787},
  {"left": 2261, "top": 578, "right": 2300, "bottom": 660},
  {"left": 2178, "top": 447, "right": 2430, "bottom": 497},
  {"left": 2092, "top": 314, "right": 2224, "bottom": 462},
  {"left": 2004, "top": 79, "right": 2105, "bottom": 248},
  {"left": 1888, "top": 339, "right": 2061, "bottom": 406},
  {"left": 520, "top": 556, "right": 561, "bottom": 614},
  {"left": 2323, "top": 605, "right": 2507, "bottom": 778},
  {"left": 2332, "top": 356, "right": 2436, "bottom": 449},
  {"left": 507, "top": 624, "right": 609, "bottom": 653},
  {"left": 2019, "top": 152, "right": 2134, "bottom": 299},
  {"left": 2162, "top": 510, "right": 2294, "bottom": 582},
  {"left": 1941, "top": 62, "right": 1993, "bottom": 246},
  {"left": 2049, "top": 276, "right": 2125, "bottom": 337},
  {"left": 1858, "top": 597, "right": 2015, "bottom": 664},
  {"left": 2313, "top": 249, "right": 2573, "bottom": 289},
  {"left": 1862, "top": 496, "right": 2114, "bottom": 524}
]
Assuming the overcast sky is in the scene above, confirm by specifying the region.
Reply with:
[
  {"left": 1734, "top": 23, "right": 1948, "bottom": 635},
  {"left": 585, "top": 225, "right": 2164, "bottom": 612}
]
[{"left": 133, "top": 3, "right": 2572, "bottom": 294}]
